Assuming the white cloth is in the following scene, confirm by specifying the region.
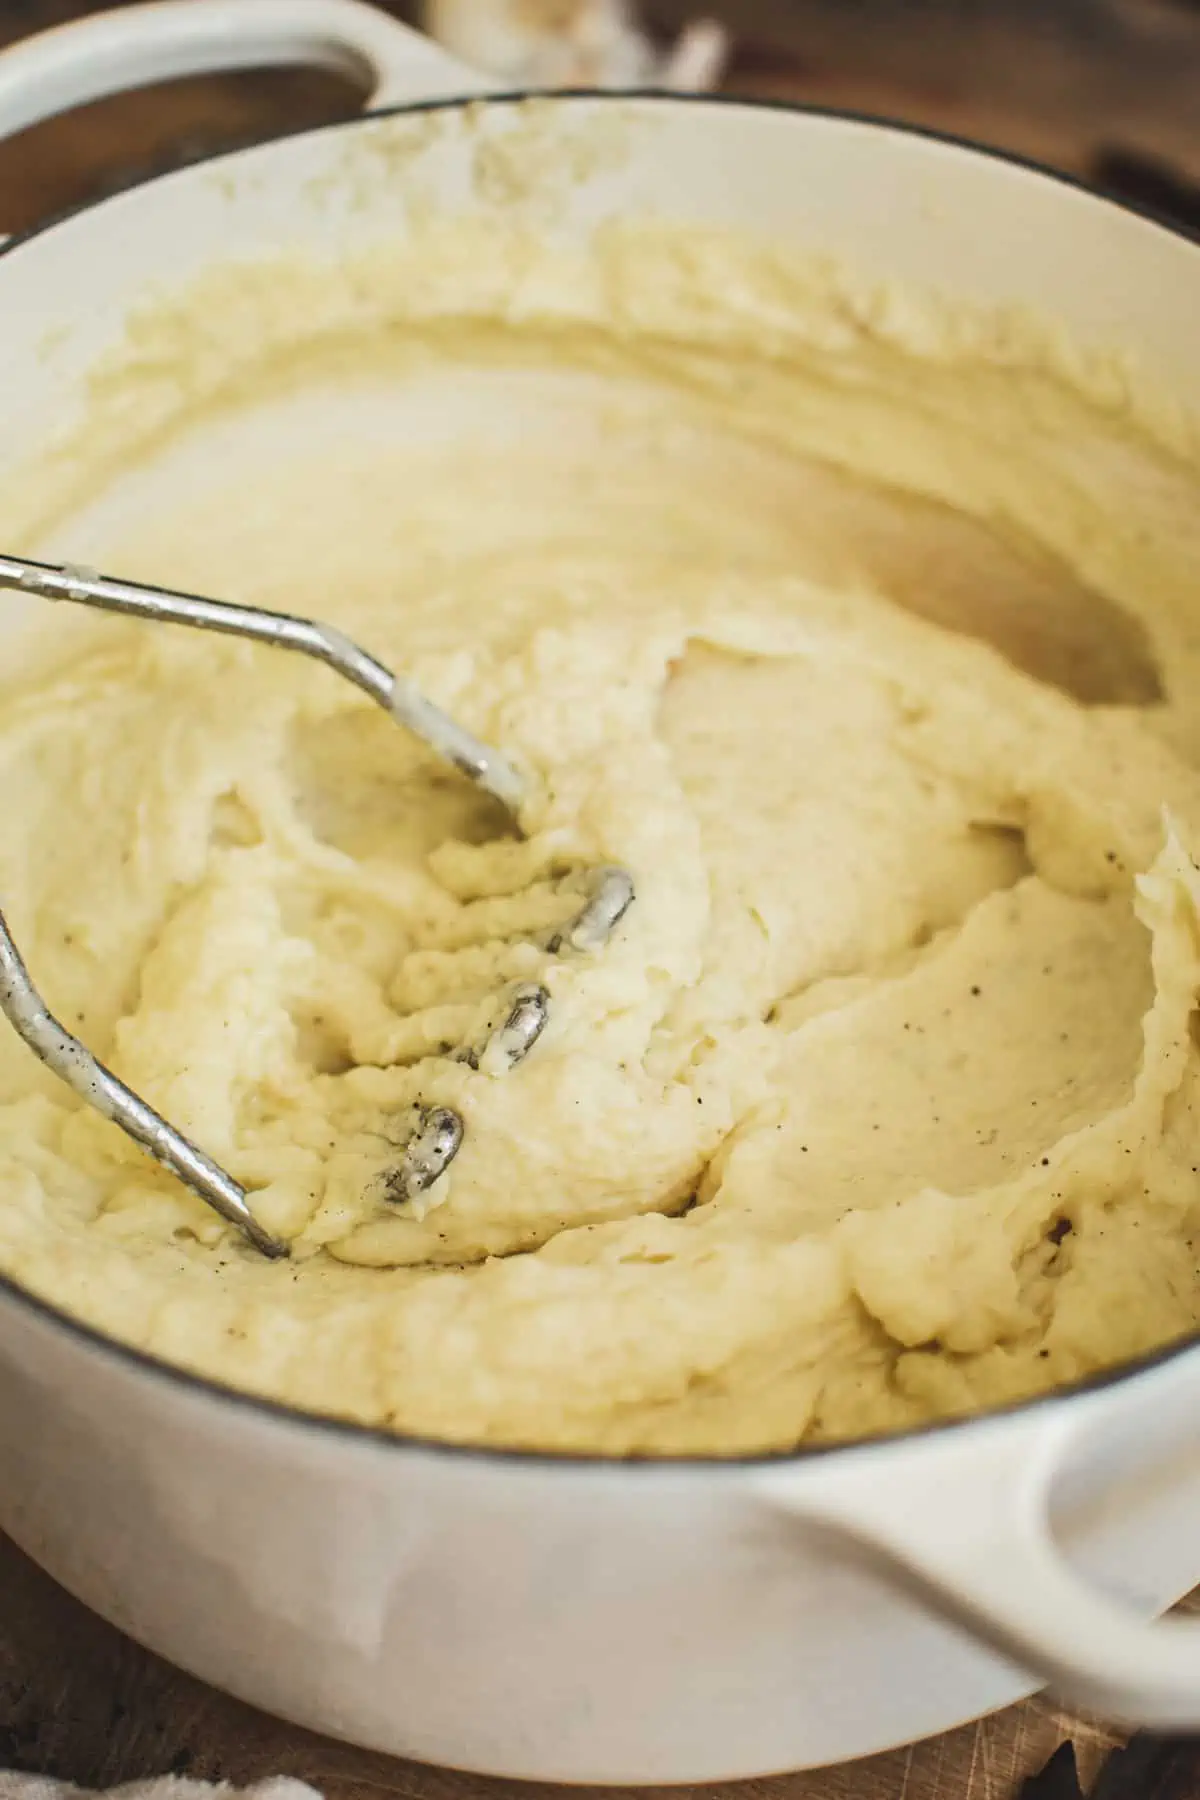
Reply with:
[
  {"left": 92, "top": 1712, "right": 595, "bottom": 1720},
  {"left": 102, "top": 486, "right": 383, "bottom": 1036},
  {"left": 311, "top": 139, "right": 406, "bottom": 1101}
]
[{"left": 0, "top": 1780, "right": 320, "bottom": 1800}]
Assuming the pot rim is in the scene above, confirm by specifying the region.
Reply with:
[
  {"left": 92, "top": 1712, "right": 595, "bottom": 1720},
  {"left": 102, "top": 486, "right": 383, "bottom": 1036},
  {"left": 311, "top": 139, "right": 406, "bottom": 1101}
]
[
  {"left": 3, "top": 84, "right": 1198, "bottom": 255},
  {"left": 1, "top": 85, "right": 1198, "bottom": 1476}
]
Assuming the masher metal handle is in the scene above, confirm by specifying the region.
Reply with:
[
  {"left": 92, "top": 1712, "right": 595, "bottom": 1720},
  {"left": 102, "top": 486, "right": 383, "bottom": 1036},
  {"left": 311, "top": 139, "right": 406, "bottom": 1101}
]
[
  {"left": 0, "top": 555, "right": 526, "bottom": 811},
  {"left": 0, "top": 552, "right": 534, "bottom": 1258},
  {"left": 0, "top": 914, "right": 289, "bottom": 1257}
]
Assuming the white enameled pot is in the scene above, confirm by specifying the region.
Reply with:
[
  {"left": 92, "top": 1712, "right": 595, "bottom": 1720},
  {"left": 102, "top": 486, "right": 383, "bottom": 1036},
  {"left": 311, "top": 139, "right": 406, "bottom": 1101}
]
[{"left": 0, "top": 2, "right": 1199, "bottom": 1782}]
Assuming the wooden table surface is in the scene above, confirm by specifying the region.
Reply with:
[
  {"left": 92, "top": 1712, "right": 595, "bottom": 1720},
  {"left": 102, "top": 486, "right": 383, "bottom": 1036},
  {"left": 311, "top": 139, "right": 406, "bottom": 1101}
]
[{"left": 0, "top": 3, "right": 1198, "bottom": 1796}]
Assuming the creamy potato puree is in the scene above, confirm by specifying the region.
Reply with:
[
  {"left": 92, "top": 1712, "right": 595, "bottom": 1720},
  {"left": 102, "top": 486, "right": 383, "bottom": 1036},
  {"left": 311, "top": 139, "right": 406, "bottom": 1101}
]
[{"left": 1, "top": 215, "right": 1200, "bottom": 1453}]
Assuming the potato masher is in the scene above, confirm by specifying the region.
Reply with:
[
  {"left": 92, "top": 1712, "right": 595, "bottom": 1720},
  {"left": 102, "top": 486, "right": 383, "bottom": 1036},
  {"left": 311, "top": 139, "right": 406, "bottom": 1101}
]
[{"left": 0, "top": 553, "right": 634, "bottom": 1258}]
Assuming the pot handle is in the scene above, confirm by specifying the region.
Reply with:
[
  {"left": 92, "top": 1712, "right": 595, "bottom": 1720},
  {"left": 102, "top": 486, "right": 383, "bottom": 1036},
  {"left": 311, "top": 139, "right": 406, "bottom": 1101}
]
[
  {"left": 758, "top": 1368, "right": 1200, "bottom": 1730},
  {"left": 0, "top": 0, "right": 494, "bottom": 143}
]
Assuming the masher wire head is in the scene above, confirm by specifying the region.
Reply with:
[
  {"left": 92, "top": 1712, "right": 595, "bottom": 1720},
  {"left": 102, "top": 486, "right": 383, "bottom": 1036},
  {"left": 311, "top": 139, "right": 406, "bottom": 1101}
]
[
  {"left": 382, "top": 866, "right": 636, "bottom": 1207},
  {"left": 0, "top": 553, "right": 635, "bottom": 1257}
]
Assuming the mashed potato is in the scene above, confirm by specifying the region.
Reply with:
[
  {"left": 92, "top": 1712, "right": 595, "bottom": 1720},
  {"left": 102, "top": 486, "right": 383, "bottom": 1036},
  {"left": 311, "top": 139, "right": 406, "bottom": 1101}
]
[{"left": 0, "top": 207, "right": 1199, "bottom": 1454}]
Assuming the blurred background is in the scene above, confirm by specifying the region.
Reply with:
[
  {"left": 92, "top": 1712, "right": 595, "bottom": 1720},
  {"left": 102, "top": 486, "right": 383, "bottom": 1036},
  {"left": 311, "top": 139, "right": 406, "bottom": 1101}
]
[{"left": 0, "top": 0, "right": 1196, "bottom": 236}]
